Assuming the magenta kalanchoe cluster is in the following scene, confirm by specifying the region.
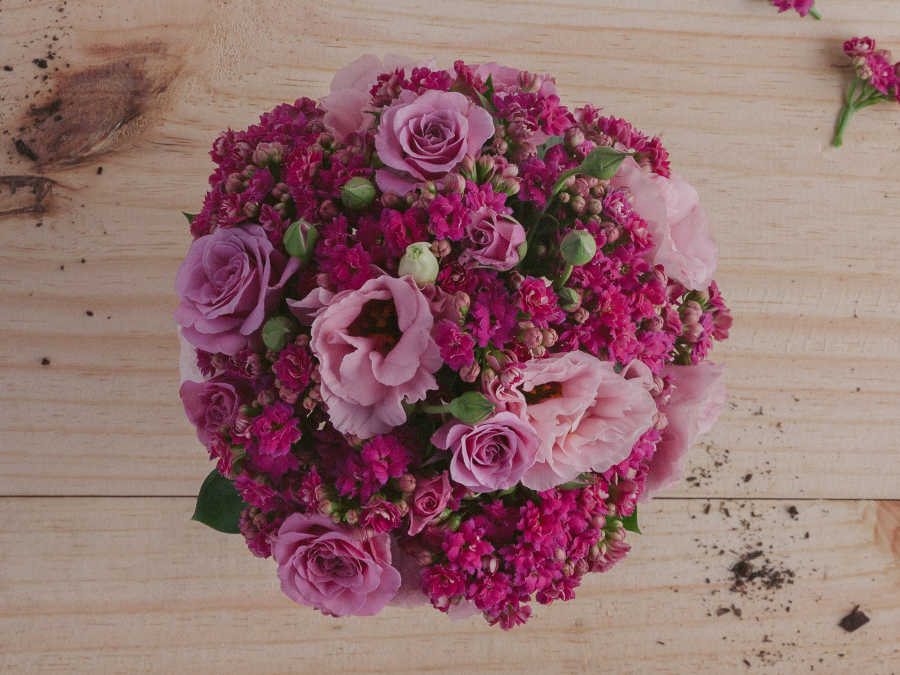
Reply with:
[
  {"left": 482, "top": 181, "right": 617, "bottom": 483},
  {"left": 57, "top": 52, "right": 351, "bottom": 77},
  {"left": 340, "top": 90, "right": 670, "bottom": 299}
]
[
  {"left": 176, "top": 55, "right": 731, "bottom": 627},
  {"left": 771, "top": 0, "right": 821, "bottom": 19},
  {"left": 832, "top": 37, "right": 900, "bottom": 147}
]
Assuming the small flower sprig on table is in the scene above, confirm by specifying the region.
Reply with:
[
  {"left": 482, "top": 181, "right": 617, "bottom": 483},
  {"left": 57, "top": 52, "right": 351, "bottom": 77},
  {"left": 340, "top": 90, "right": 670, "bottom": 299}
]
[
  {"left": 771, "top": 0, "right": 822, "bottom": 20},
  {"left": 833, "top": 37, "right": 900, "bottom": 147}
]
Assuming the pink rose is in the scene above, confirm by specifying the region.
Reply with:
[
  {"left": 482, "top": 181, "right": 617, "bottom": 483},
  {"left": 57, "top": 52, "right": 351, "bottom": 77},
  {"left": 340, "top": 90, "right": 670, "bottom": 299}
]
[
  {"left": 460, "top": 208, "right": 526, "bottom": 271},
  {"left": 175, "top": 225, "right": 298, "bottom": 355},
  {"left": 310, "top": 274, "right": 442, "bottom": 439},
  {"left": 179, "top": 375, "right": 249, "bottom": 445},
  {"left": 408, "top": 472, "right": 452, "bottom": 535},
  {"left": 374, "top": 90, "right": 495, "bottom": 194},
  {"left": 642, "top": 362, "right": 726, "bottom": 499},
  {"left": 273, "top": 513, "right": 401, "bottom": 617},
  {"left": 519, "top": 351, "right": 657, "bottom": 491},
  {"left": 432, "top": 412, "right": 540, "bottom": 493},
  {"left": 612, "top": 157, "right": 718, "bottom": 291},
  {"left": 321, "top": 54, "right": 425, "bottom": 141}
]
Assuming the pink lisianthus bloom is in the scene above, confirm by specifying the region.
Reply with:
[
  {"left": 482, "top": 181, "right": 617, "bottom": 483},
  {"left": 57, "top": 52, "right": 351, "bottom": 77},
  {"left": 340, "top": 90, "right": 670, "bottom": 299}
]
[
  {"left": 273, "top": 513, "right": 401, "bottom": 617},
  {"left": 432, "top": 412, "right": 540, "bottom": 493},
  {"left": 309, "top": 274, "right": 442, "bottom": 439},
  {"left": 519, "top": 351, "right": 657, "bottom": 491},
  {"left": 459, "top": 208, "right": 526, "bottom": 271},
  {"left": 641, "top": 362, "right": 726, "bottom": 499},
  {"left": 321, "top": 54, "right": 424, "bottom": 141},
  {"left": 174, "top": 225, "right": 299, "bottom": 355},
  {"left": 374, "top": 90, "right": 495, "bottom": 194},
  {"left": 612, "top": 157, "right": 718, "bottom": 291},
  {"left": 408, "top": 471, "right": 452, "bottom": 535}
]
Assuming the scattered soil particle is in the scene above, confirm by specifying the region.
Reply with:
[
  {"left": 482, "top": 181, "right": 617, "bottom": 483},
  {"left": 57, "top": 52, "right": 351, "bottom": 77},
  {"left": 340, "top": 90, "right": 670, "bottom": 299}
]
[
  {"left": 33, "top": 58, "right": 48, "bottom": 69},
  {"left": 743, "top": 473, "right": 753, "bottom": 483},
  {"left": 787, "top": 505, "right": 799, "bottom": 519},
  {"left": 85, "top": 310, "right": 93, "bottom": 316},
  {"left": 716, "top": 606, "right": 730, "bottom": 616},
  {"left": 703, "top": 503, "right": 711, "bottom": 515},
  {"left": 40, "top": 357, "right": 50, "bottom": 366},
  {"left": 3, "top": 65, "right": 12, "bottom": 72},
  {"left": 96, "top": 166, "right": 103, "bottom": 174},
  {"left": 752, "top": 406, "right": 764, "bottom": 416},
  {"left": 838, "top": 605, "right": 869, "bottom": 632},
  {"left": 729, "top": 550, "right": 794, "bottom": 594},
  {"left": 14, "top": 139, "right": 38, "bottom": 161}
]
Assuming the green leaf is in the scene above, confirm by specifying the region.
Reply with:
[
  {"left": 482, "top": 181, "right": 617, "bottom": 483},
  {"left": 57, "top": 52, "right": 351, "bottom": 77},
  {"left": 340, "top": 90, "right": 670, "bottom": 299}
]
[
  {"left": 550, "top": 147, "right": 631, "bottom": 198},
  {"left": 621, "top": 506, "right": 641, "bottom": 534},
  {"left": 537, "top": 135, "right": 564, "bottom": 160},
  {"left": 447, "top": 391, "right": 495, "bottom": 425},
  {"left": 192, "top": 469, "right": 246, "bottom": 533},
  {"left": 262, "top": 315, "right": 298, "bottom": 352},
  {"left": 474, "top": 75, "right": 496, "bottom": 113},
  {"left": 182, "top": 212, "right": 197, "bottom": 224},
  {"left": 558, "top": 480, "right": 592, "bottom": 491}
]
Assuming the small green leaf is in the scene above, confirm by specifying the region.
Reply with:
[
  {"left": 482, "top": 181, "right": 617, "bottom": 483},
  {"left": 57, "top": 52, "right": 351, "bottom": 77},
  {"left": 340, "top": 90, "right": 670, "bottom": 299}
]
[
  {"left": 621, "top": 506, "right": 641, "bottom": 534},
  {"left": 448, "top": 391, "right": 495, "bottom": 425},
  {"left": 550, "top": 147, "right": 630, "bottom": 198},
  {"left": 192, "top": 469, "right": 246, "bottom": 534},
  {"left": 182, "top": 212, "right": 197, "bottom": 224},
  {"left": 474, "top": 75, "right": 496, "bottom": 113},
  {"left": 262, "top": 315, "right": 298, "bottom": 352},
  {"left": 537, "top": 135, "right": 564, "bottom": 160}
]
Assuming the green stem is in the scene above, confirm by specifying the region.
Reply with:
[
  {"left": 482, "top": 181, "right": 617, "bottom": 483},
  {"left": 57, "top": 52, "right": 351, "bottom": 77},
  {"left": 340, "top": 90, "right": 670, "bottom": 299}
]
[
  {"left": 422, "top": 404, "right": 450, "bottom": 415},
  {"left": 808, "top": 6, "right": 822, "bottom": 20},
  {"left": 555, "top": 263, "right": 574, "bottom": 289},
  {"left": 831, "top": 103, "right": 854, "bottom": 147}
]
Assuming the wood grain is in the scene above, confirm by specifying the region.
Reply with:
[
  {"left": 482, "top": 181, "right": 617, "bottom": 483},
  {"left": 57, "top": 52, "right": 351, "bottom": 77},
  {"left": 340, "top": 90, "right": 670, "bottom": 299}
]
[
  {"left": 1, "top": 0, "right": 900, "bottom": 672},
  {"left": 0, "top": 497, "right": 897, "bottom": 674}
]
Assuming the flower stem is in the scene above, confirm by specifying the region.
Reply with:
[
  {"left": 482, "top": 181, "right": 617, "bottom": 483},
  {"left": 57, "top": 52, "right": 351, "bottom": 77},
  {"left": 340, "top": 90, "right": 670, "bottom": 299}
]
[
  {"left": 832, "top": 103, "right": 854, "bottom": 147},
  {"left": 808, "top": 6, "right": 822, "bottom": 20},
  {"left": 555, "top": 263, "right": 574, "bottom": 289},
  {"left": 422, "top": 403, "right": 450, "bottom": 415}
]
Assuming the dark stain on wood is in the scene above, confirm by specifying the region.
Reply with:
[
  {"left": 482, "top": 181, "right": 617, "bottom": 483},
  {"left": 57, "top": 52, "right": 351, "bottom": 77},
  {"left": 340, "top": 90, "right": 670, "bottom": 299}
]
[
  {"left": 13, "top": 41, "right": 181, "bottom": 167},
  {"left": 0, "top": 175, "right": 56, "bottom": 217}
]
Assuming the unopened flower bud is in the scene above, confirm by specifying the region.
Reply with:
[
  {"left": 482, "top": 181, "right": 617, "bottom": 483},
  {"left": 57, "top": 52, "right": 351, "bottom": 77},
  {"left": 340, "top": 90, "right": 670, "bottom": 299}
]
[
  {"left": 605, "top": 224, "right": 621, "bottom": 243},
  {"left": 344, "top": 509, "right": 359, "bottom": 525},
  {"left": 541, "top": 328, "right": 558, "bottom": 347},
  {"left": 242, "top": 201, "right": 259, "bottom": 219},
  {"left": 459, "top": 154, "right": 476, "bottom": 180},
  {"left": 520, "top": 325, "right": 543, "bottom": 348},
  {"left": 340, "top": 176, "right": 376, "bottom": 210},
  {"left": 530, "top": 344, "right": 546, "bottom": 358},
  {"left": 565, "top": 127, "right": 585, "bottom": 149},
  {"left": 380, "top": 191, "right": 403, "bottom": 209},
  {"left": 475, "top": 155, "right": 495, "bottom": 182},
  {"left": 459, "top": 361, "right": 481, "bottom": 383},
  {"left": 396, "top": 473, "right": 416, "bottom": 494},
  {"left": 440, "top": 173, "right": 466, "bottom": 194},
  {"left": 560, "top": 229, "right": 598, "bottom": 266},
  {"left": 683, "top": 323, "right": 703, "bottom": 343},
  {"left": 398, "top": 242, "right": 440, "bottom": 286},
  {"left": 680, "top": 300, "right": 703, "bottom": 325},
  {"left": 557, "top": 191, "right": 571, "bottom": 204},
  {"left": 654, "top": 411, "right": 669, "bottom": 431},
  {"left": 569, "top": 195, "right": 587, "bottom": 214},
  {"left": 554, "top": 547, "right": 566, "bottom": 563},
  {"left": 557, "top": 287, "right": 582, "bottom": 312},
  {"left": 572, "top": 307, "right": 590, "bottom": 324},
  {"left": 562, "top": 561, "right": 575, "bottom": 577},
  {"left": 224, "top": 172, "right": 244, "bottom": 194},
  {"left": 318, "top": 199, "right": 338, "bottom": 220},
  {"left": 452, "top": 291, "right": 470, "bottom": 317},
  {"left": 480, "top": 366, "right": 497, "bottom": 388},
  {"left": 430, "top": 239, "right": 452, "bottom": 258},
  {"left": 252, "top": 141, "right": 284, "bottom": 166},
  {"left": 483, "top": 556, "right": 500, "bottom": 574},
  {"left": 283, "top": 219, "right": 319, "bottom": 265},
  {"left": 587, "top": 198, "right": 604, "bottom": 215}
]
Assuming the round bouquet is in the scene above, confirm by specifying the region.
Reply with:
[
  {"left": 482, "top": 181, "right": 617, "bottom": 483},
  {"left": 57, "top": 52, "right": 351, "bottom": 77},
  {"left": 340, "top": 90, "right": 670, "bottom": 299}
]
[{"left": 176, "top": 55, "right": 732, "bottom": 628}]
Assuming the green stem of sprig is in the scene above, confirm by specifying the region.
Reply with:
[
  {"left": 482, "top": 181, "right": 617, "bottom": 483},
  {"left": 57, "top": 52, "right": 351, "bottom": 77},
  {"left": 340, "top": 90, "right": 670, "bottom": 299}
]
[
  {"left": 832, "top": 78, "right": 889, "bottom": 147},
  {"left": 808, "top": 6, "right": 822, "bottom": 20},
  {"left": 555, "top": 263, "right": 574, "bottom": 289},
  {"left": 422, "top": 403, "right": 450, "bottom": 415}
]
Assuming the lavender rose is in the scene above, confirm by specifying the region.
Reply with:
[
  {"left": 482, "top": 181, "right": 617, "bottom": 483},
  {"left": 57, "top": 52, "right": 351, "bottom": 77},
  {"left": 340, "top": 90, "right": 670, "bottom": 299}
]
[
  {"left": 179, "top": 375, "right": 249, "bottom": 445},
  {"left": 374, "top": 90, "right": 495, "bottom": 195},
  {"left": 431, "top": 412, "right": 540, "bottom": 493},
  {"left": 460, "top": 207, "right": 526, "bottom": 270},
  {"left": 175, "top": 225, "right": 299, "bottom": 355},
  {"left": 407, "top": 472, "right": 452, "bottom": 535},
  {"left": 273, "top": 513, "right": 401, "bottom": 617}
]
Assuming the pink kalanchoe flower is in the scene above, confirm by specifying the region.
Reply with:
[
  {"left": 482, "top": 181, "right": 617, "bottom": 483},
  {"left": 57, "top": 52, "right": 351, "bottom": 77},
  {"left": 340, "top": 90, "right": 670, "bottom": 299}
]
[
  {"left": 771, "top": 0, "right": 820, "bottom": 19},
  {"left": 833, "top": 37, "right": 900, "bottom": 146},
  {"left": 432, "top": 412, "right": 540, "bottom": 493},
  {"left": 273, "top": 513, "right": 401, "bottom": 617},
  {"left": 519, "top": 351, "right": 657, "bottom": 491},
  {"left": 248, "top": 402, "right": 302, "bottom": 480},
  {"left": 641, "top": 362, "right": 727, "bottom": 499},
  {"left": 433, "top": 319, "right": 476, "bottom": 370},
  {"left": 309, "top": 274, "right": 442, "bottom": 439},
  {"left": 374, "top": 90, "right": 495, "bottom": 194},
  {"left": 611, "top": 157, "right": 718, "bottom": 291}
]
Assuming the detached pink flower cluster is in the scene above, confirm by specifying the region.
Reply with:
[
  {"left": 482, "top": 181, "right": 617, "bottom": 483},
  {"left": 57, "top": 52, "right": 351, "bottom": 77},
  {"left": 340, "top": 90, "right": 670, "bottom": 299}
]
[
  {"left": 176, "top": 55, "right": 731, "bottom": 628},
  {"left": 832, "top": 37, "right": 900, "bottom": 146}
]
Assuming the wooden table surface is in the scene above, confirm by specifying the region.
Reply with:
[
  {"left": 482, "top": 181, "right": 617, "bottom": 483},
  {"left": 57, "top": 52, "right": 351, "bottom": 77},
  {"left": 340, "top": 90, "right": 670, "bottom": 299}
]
[{"left": 1, "top": 1, "right": 898, "bottom": 672}]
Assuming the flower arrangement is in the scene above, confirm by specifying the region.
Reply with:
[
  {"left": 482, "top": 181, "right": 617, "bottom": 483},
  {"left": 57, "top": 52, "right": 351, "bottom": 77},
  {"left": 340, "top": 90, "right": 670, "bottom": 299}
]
[{"left": 176, "top": 55, "right": 731, "bottom": 628}]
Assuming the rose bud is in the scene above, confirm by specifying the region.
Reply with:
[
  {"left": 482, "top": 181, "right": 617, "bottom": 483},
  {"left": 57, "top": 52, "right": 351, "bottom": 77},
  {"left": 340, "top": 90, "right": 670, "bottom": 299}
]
[
  {"left": 340, "top": 176, "right": 376, "bottom": 210},
  {"left": 283, "top": 219, "right": 319, "bottom": 266},
  {"left": 560, "top": 229, "right": 597, "bottom": 266},
  {"left": 398, "top": 242, "right": 440, "bottom": 286}
]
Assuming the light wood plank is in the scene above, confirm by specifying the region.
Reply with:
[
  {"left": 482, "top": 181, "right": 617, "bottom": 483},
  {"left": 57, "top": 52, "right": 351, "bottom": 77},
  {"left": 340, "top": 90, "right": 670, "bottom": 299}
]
[
  {"left": 0, "top": 497, "right": 897, "bottom": 674},
  {"left": 1, "top": 0, "right": 899, "bottom": 498}
]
